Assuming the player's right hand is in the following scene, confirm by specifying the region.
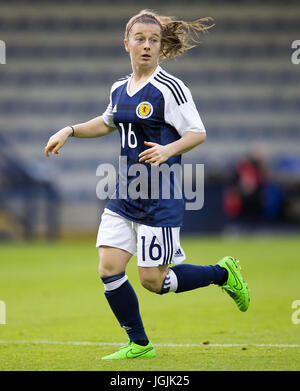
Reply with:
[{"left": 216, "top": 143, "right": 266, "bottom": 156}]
[{"left": 45, "top": 127, "right": 72, "bottom": 157}]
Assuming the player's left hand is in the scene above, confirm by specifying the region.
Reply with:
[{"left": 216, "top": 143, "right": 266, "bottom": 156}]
[{"left": 138, "top": 141, "right": 171, "bottom": 166}]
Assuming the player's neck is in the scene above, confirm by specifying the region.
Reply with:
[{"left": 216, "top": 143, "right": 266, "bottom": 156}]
[{"left": 131, "top": 63, "right": 158, "bottom": 83}]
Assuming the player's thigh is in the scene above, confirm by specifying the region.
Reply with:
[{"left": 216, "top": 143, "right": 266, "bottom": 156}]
[
  {"left": 138, "top": 264, "right": 168, "bottom": 293},
  {"left": 98, "top": 245, "right": 132, "bottom": 277},
  {"left": 96, "top": 209, "right": 137, "bottom": 277}
]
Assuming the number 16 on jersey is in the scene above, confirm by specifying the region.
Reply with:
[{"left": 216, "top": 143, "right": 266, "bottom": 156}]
[{"left": 119, "top": 123, "right": 137, "bottom": 149}]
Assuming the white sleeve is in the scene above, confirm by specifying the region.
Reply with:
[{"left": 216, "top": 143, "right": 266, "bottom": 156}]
[
  {"left": 165, "top": 85, "right": 206, "bottom": 137},
  {"left": 101, "top": 88, "right": 117, "bottom": 130}
]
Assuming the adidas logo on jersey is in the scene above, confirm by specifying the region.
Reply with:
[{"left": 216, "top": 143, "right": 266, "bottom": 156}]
[
  {"left": 174, "top": 248, "right": 183, "bottom": 257},
  {"left": 112, "top": 105, "right": 117, "bottom": 113}
]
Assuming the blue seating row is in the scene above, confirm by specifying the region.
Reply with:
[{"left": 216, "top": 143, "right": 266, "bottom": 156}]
[
  {"left": 1, "top": 17, "right": 299, "bottom": 33},
  {"left": 4, "top": 42, "right": 295, "bottom": 59},
  {"left": 1, "top": 97, "right": 299, "bottom": 115}
]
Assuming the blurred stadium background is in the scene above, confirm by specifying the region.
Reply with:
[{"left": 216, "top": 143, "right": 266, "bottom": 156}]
[{"left": 0, "top": 0, "right": 300, "bottom": 241}]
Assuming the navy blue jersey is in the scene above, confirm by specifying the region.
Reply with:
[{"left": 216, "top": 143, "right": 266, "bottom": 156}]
[{"left": 101, "top": 65, "right": 205, "bottom": 227}]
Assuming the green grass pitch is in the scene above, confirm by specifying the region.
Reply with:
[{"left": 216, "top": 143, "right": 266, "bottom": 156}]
[{"left": 0, "top": 236, "right": 300, "bottom": 371}]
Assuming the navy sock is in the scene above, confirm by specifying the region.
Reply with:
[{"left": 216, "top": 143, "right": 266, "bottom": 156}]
[
  {"left": 101, "top": 273, "right": 148, "bottom": 343},
  {"left": 171, "top": 264, "right": 227, "bottom": 293}
]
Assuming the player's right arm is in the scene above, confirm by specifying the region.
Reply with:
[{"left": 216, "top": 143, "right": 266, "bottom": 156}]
[{"left": 45, "top": 115, "right": 115, "bottom": 157}]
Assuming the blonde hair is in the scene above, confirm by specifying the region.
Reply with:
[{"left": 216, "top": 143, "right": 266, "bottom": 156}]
[{"left": 125, "top": 9, "right": 214, "bottom": 59}]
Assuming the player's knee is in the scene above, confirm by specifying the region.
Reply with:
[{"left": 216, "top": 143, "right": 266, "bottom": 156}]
[
  {"left": 99, "top": 263, "right": 118, "bottom": 278},
  {"left": 98, "top": 246, "right": 130, "bottom": 279},
  {"left": 140, "top": 275, "right": 163, "bottom": 293},
  {"left": 98, "top": 257, "right": 123, "bottom": 278}
]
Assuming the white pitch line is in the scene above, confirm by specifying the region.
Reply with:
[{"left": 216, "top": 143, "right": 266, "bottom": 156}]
[{"left": 0, "top": 340, "right": 300, "bottom": 348}]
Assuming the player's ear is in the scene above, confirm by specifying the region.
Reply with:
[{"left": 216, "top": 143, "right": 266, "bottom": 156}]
[{"left": 124, "top": 39, "right": 130, "bottom": 53}]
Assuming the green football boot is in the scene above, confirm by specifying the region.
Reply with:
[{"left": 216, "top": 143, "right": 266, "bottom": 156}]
[
  {"left": 217, "top": 256, "right": 250, "bottom": 312},
  {"left": 102, "top": 341, "right": 156, "bottom": 360}
]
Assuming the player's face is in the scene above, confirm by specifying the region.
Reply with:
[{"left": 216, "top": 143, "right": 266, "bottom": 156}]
[{"left": 124, "top": 23, "right": 161, "bottom": 70}]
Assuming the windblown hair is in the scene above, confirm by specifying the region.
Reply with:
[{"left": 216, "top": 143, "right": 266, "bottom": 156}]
[{"left": 125, "top": 9, "right": 214, "bottom": 59}]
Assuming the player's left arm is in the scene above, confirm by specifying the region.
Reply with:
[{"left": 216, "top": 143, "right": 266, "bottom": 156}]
[
  {"left": 164, "top": 130, "right": 206, "bottom": 156},
  {"left": 138, "top": 131, "right": 206, "bottom": 166}
]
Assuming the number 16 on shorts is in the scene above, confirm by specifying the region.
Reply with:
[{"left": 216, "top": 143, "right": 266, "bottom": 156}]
[{"left": 137, "top": 226, "right": 185, "bottom": 267}]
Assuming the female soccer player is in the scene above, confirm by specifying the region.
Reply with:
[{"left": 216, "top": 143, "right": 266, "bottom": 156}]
[{"left": 45, "top": 9, "right": 249, "bottom": 359}]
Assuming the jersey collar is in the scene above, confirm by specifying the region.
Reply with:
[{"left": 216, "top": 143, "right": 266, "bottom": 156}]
[{"left": 126, "top": 65, "right": 161, "bottom": 97}]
